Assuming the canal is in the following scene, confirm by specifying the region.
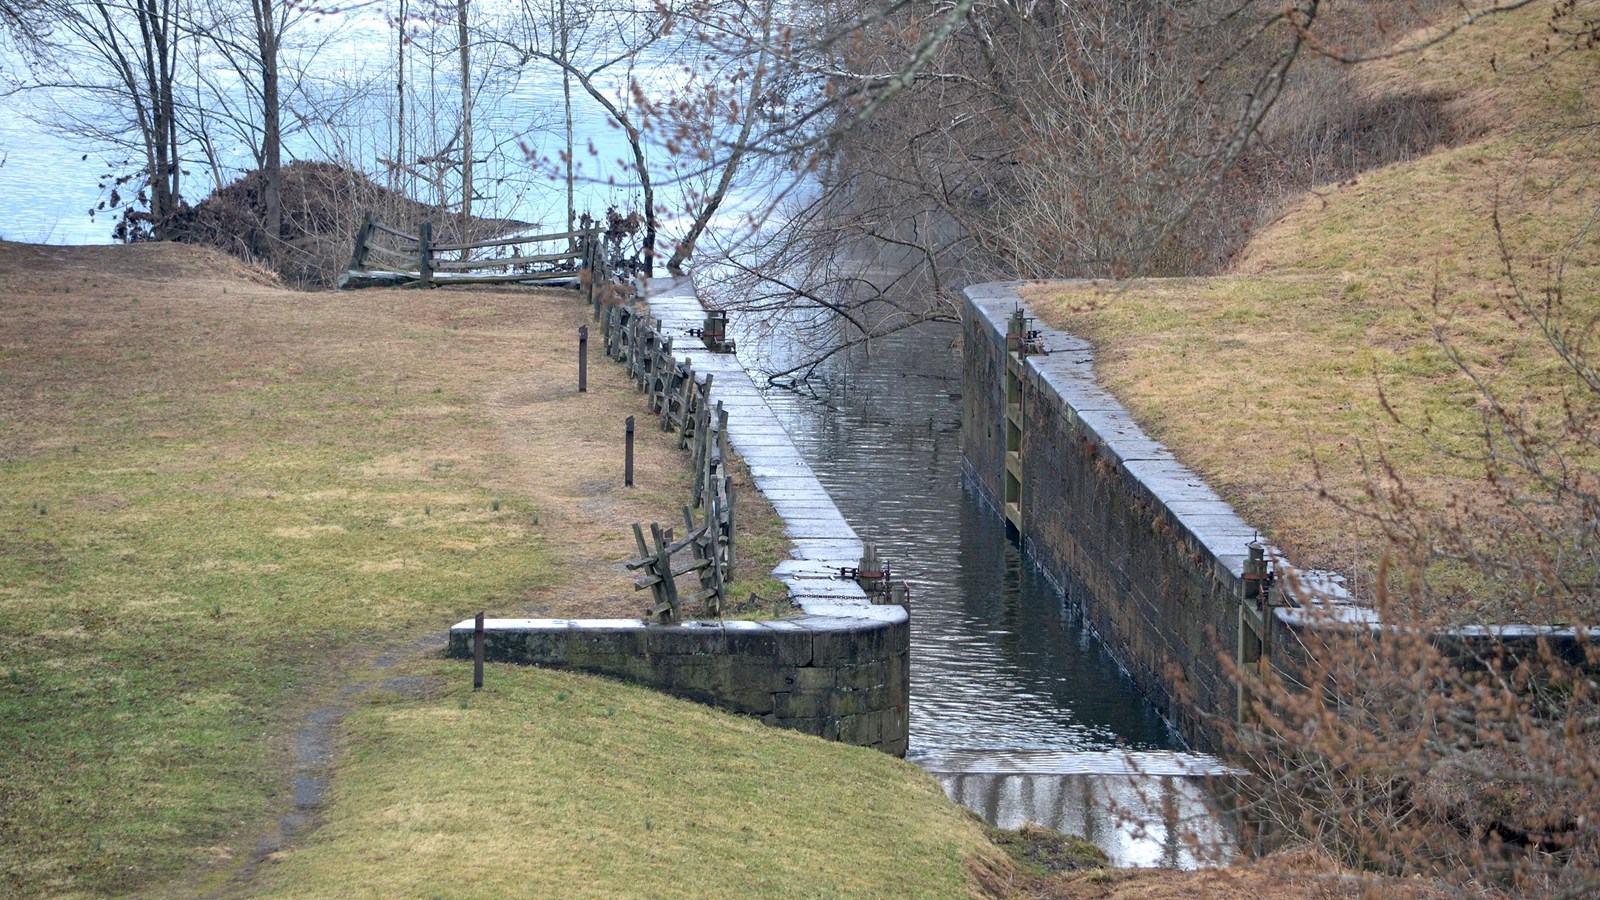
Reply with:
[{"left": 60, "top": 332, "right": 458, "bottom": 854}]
[{"left": 737, "top": 315, "right": 1235, "bottom": 868}]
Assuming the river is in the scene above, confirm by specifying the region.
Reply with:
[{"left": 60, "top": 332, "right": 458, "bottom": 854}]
[{"left": 0, "top": 2, "right": 778, "bottom": 246}]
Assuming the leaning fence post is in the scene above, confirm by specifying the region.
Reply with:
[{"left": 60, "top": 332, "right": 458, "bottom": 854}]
[
  {"left": 348, "top": 212, "right": 373, "bottom": 271},
  {"left": 418, "top": 221, "right": 434, "bottom": 287},
  {"left": 473, "top": 610, "right": 485, "bottom": 690},
  {"left": 724, "top": 474, "right": 736, "bottom": 582},
  {"left": 584, "top": 228, "right": 599, "bottom": 309}
]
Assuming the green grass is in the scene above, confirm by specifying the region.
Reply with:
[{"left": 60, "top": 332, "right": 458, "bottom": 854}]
[
  {"left": 253, "top": 662, "right": 998, "bottom": 899},
  {"left": 0, "top": 366, "right": 551, "bottom": 895}
]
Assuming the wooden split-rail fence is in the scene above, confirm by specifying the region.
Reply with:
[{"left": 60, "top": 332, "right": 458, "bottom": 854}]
[
  {"left": 600, "top": 302, "right": 738, "bottom": 623},
  {"left": 344, "top": 214, "right": 603, "bottom": 302}
]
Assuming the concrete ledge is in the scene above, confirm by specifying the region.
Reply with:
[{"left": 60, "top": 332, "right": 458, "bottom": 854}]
[{"left": 448, "top": 275, "right": 909, "bottom": 756}]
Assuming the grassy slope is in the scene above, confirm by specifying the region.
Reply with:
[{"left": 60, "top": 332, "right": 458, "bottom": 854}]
[
  {"left": 0, "top": 242, "right": 795, "bottom": 895},
  {"left": 1023, "top": 6, "right": 1599, "bottom": 620},
  {"left": 253, "top": 661, "right": 999, "bottom": 899}
]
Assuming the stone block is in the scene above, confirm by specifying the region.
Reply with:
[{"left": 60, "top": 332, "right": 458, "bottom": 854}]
[
  {"left": 727, "top": 660, "right": 797, "bottom": 694},
  {"left": 828, "top": 688, "right": 865, "bottom": 717},
  {"left": 645, "top": 624, "right": 723, "bottom": 657},
  {"left": 835, "top": 661, "right": 887, "bottom": 691},
  {"left": 720, "top": 683, "right": 778, "bottom": 716},
  {"left": 837, "top": 710, "right": 886, "bottom": 746},
  {"left": 495, "top": 629, "right": 572, "bottom": 665},
  {"left": 568, "top": 628, "right": 647, "bottom": 661},
  {"left": 793, "top": 666, "right": 835, "bottom": 691},
  {"left": 720, "top": 625, "right": 779, "bottom": 659},
  {"left": 773, "top": 688, "right": 830, "bottom": 720},
  {"left": 812, "top": 621, "right": 889, "bottom": 666}
]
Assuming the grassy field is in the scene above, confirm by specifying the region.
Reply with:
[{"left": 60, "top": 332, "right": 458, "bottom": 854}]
[
  {"left": 252, "top": 661, "right": 1002, "bottom": 899},
  {"left": 0, "top": 241, "right": 793, "bottom": 895},
  {"left": 1022, "top": 5, "right": 1600, "bottom": 621}
]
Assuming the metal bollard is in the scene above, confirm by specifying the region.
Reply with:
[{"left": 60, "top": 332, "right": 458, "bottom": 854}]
[
  {"left": 578, "top": 325, "right": 588, "bottom": 393},
  {"left": 625, "top": 416, "right": 635, "bottom": 487},
  {"left": 473, "top": 611, "right": 485, "bottom": 690}
]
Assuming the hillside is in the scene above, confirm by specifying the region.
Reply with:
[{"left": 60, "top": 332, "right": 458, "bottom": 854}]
[{"left": 1023, "top": 4, "right": 1600, "bottom": 622}]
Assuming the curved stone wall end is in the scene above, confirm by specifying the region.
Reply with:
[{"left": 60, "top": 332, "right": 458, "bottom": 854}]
[{"left": 448, "top": 607, "right": 910, "bottom": 757}]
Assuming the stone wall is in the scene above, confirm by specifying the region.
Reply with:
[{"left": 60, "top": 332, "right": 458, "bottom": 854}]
[
  {"left": 448, "top": 614, "right": 909, "bottom": 755},
  {"left": 963, "top": 283, "right": 1258, "bottom": 750},
  {"left": 449, "top": 276, "right": 910, "bottom": 756}
]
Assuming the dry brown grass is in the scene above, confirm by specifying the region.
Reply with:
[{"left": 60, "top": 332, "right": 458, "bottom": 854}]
[
  {"left": 1021, "top": 4, "right": 1600, "bottom": 620},
  {"left": 2, "top": 240, "right": 787, "bottom": 618}
]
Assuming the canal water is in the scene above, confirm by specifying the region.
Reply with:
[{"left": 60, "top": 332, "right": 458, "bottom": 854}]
[{"left": 736, "top": 315, "right": 1235, "bottom": 868}]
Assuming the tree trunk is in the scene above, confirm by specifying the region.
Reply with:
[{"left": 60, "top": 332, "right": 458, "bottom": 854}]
[
  {"left": 396, "top": 0, "right": 406, "bottom": 196},
  {"left": 254, "top": 0, "right": 281, "bottom": 248},
  {"left": 560, "top": 0, "right": 574, "bottom": 248},
  {"left": 457, "top": 0, "right": 471, "bottom": 257}
]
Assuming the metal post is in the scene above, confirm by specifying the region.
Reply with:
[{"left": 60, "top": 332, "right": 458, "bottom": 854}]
[
  {"left": 578, "top": 325, "right": 588, "bottom": 393},
  {"left": 625, "top": 416, "right": 635, "bottom": 487},
  {"left": 472, "top": 611, "right": 485, "bottom": 690}
]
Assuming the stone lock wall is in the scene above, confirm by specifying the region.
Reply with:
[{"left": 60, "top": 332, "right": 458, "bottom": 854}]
[
  {"left": 963, "top": 283, "right": 1600, "bottom": 752},
  {"left": 963, "top": 283, "right": 1259, "bottom": 751}
]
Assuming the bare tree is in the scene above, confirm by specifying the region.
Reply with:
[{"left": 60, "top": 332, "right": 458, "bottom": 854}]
[
  {"left": 26, "top": 0, "right": 190, "bottom": 238},
  {"left": 455, "top": 0, "right": 471, "bottom": 257},
  {"left": 504, "top": 0, "right": 671, "bottom": 273},
  {"left": 182, "top": 0, "right": 318, "bottom": 248}
]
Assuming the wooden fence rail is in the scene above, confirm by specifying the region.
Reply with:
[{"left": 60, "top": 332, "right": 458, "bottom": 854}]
[
  {"left": 601, "top": 301, "right": 738, "bottom": 623},
  {"left": 342, "top": 213, "right": 603, "bottom": 302}
]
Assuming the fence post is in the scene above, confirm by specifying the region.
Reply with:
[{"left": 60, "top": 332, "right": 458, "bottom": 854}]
[
  {"left": 724, "top": 475, "right": 736, "bottom": 582},
  {"left": 418, "top": 220, "right": 434, "bottom": 287},
  {"left": 584, "top": 228, "right": 599, "bottom": 309},
  {"left": 348, "top": 212, "right": 373, "bottom": 271},
  {"left": 578, "top": 325, "right": 588, "bottom": 393},
  {"left": 473, "top": 610, "right": 485, "bottom": 690},
  {"left": 625, "top": 415, "right": 635, "bottom": 487}
]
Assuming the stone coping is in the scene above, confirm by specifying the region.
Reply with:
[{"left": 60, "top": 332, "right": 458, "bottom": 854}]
[
  {"left": 969, "top": 281, "right": 1594, "bottom": 644},
  {"left": 450, "top": 274, "right": 897, "bottom": 638}
]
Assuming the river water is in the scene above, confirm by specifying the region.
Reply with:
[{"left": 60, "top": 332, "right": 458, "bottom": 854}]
[
  {"left": 737, "top": 315, "right": 1236, "bottom": 868},
  {"left": 0, "top": 2, "right": 778, "bottom": 246}
]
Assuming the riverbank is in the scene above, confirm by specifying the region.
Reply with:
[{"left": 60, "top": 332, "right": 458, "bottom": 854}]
[{"left": 1020, "top": 5, "right": 1599, "bottom": 622}]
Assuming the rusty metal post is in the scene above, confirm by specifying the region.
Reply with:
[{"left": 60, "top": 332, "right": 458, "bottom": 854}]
[
  {"left": 578, "top": 325, "right": 588, "bottom": 393},
  {"left": 625, "top": 416, "right": 635, "bottom": 487},
  {"left": 473, "top": 611, "right": 485, "bottom": 690}
]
